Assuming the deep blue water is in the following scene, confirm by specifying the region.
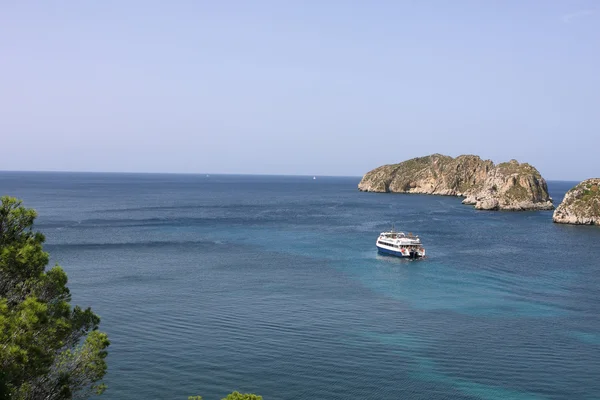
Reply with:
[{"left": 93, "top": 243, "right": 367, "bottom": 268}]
[{"left": 1, "top": 172, "right": 600, "bottom": 400}]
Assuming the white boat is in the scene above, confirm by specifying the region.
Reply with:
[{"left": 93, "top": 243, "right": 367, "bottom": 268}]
[{"left": 376, "top": 229, "right": 425, "bottom": 258}]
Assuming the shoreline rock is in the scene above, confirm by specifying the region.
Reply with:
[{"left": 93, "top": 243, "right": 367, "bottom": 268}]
[
  {"left": 552, "top": 178, "right": 600, "bottom": 225},
  {"left": 358, "top": 154, "right": 554, "bottom": 211}
]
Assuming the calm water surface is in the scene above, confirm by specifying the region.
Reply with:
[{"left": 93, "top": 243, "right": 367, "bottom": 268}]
[{"left": 1, "top": 172, "right": 599, "bottom": 400}]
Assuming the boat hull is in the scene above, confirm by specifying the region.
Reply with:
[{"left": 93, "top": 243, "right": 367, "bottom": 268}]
[{"left": 376, "top": 245, "right": 424, "bottom": 258}]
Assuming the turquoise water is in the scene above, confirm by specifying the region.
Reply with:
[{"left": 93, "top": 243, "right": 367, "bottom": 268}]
[{"left": 1, "top": 172, "right": 599, "bottom": 399}]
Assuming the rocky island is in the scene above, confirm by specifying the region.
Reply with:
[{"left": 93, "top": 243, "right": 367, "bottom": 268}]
[
  {"left": 358, "top": 154, "right": 554, "bottom": 211},
  {"left": 552, "top": 178, "right": 600, "bottom": 225}
]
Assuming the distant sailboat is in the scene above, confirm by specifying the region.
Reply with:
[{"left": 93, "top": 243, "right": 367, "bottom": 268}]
[{"left": 313, "top": 176, "right": 316, "bottom": 180}]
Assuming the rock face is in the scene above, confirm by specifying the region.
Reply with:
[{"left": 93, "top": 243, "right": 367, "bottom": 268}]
[
  {"left": 552, "top": 178, "right": 600, "bottom": 225},
  {"left": 358, "top": 154, "right": 554, "bottom": 211}
]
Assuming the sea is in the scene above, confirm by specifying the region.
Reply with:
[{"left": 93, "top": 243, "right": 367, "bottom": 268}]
[{"left": 1, "top": 172, "right": 599, "bottom": 400}]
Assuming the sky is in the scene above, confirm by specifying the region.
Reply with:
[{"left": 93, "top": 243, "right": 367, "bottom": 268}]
[{"left": 1, "top": 1, "right": 598, "bottom": 180}]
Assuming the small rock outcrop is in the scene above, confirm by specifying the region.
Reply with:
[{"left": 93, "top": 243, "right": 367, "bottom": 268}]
[
  {"left": 358, "top": 154, "right": 554, "bottom": 211},
  {"left": 552, "top": 179, "right": 600, "bottom": 225}
]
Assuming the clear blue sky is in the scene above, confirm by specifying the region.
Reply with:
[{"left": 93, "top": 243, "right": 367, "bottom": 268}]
[{"left": 1, "top": 1, "right": 598, "bottom": 180}]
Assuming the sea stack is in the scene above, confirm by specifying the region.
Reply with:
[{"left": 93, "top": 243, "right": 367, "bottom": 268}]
[
  {"left": 552, "top": 178, "right": 600, "bottom": 225},
  {"left": 358, "top": 154, "right": 554, "bottom": 211}
]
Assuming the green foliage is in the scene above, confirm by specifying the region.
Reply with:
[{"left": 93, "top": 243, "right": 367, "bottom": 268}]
[
  {"left": 222, "top": 392, "right": 262, "bottom": 400},
  {"left": 188, "top": 392, "right": 262, "bottom": 400},
  {"left": 581, "top": 183, "right": 600, "bottom": 202},
  {"left": 0, "top": 196, "right": 109, "bottom": 399}
]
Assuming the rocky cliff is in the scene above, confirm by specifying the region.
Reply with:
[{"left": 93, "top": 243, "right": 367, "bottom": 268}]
[
  {"left": 358, "top": 154, "right": 554, "bottom": 211},
  {"left": 552, "top": 178, "right": 600, "bottom": 225}
]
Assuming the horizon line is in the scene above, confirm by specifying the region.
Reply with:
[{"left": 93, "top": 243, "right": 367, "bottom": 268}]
[
  {"left": 0, "top": 169, "right": 362, "bottom": 179},
  {"left": 0, "top": 169, "right": 586, "bottom": 182}
]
